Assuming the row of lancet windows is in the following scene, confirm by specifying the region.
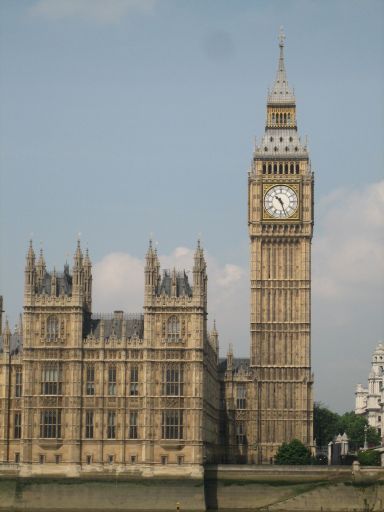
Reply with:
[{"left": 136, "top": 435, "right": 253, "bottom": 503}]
[
  {"left": 262, "top": 163, "right": 300, "bottom": 175},
  {"left": 271, "top": 112, "right": 292, "bottom": 125}
]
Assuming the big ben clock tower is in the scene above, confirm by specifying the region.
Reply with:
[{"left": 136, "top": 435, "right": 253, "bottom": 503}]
[{"left": 248, "top": 30, "right": 314, "bottom": 463}]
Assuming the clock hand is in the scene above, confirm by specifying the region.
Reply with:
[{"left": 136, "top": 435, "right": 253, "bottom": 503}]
[{"left": 276, "top": 196, "right": 287, "bottom": 214}]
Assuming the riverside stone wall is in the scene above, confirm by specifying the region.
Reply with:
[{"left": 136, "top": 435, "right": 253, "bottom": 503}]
[{"left": 1, "top": 464, "right": 384, "bottom": 511}]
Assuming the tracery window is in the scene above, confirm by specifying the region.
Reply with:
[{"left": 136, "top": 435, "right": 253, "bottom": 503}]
[
  {"left": 162, "top": 365, "right": 184, "bottom": 396},
  {"left": 161, "top": 410, "right": 183, "bottom": 440},
  {"left": 14, "top": 412, "right": 22, "bottom": 439},
  {"left": 130, "top": 366, "right": 139, "bottom": 396},
  {"left": 40, "top": 409, "right": 61, "bottom": 438},
  {"left": 236, "top": 384, "right": 246, "bottom": 410},
  {"left": 85, "top": 411, "right": 94, "bottom": 439},
  {"left": 129, "top": 411, "right": 138, "bottom": 439},
  {"left": 107, "top": 411, "right": 116, "bottom": 439},
  {"left": 41, "top": 364, "right": 62, "bottom": 395},
  {"left": 86, "top": 365, "right": 95, "bottom": 395},
  {"left": 236, "top": 421, "right": 246, "bottom": 445},
  {"left": 167, "top": 316, "right": 180, "bottom": 342},
  {"left": 47, "top": 315, "right": 59, "bottom": 341}
]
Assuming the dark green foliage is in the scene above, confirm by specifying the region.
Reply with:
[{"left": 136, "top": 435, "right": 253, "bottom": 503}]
[
  {"left": 275, "top": 439, "right": 312, "bottom": 465},
  {"left": 313, "top": 403, "right": 381, "bottom": 450},
  {"left": 357, "top": 450, "right": 381, "bottom": 466},
  {"left": 314, "top": 402, "right": 339, "bottom": 446},
  {"left": 338, "top": 412, "right": 381, "bottom": 451}
]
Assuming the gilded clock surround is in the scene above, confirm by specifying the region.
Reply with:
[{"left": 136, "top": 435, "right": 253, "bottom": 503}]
[{"left": 262, "top": 183, "right": 301, "bottom": 221}]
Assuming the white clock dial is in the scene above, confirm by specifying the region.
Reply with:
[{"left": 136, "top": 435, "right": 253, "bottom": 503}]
[{"left": 264, "top": 185, "right": 298, "bottom": 218}]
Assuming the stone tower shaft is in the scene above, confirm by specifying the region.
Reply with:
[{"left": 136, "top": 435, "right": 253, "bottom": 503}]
[{"left": 248, "top": 31, "right": 314, "bottom": 463}]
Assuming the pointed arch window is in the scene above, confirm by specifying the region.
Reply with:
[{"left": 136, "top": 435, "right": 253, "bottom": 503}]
[
  {"left": 167, "top": 316, "right": 180, "bottom": 342},
  {"left": 47, "top": 315, "right": 59, "bottom": 341}
]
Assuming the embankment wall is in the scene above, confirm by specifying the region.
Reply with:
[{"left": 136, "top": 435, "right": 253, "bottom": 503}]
[{"left": 1, "top": 464, "right": 384, "bottom": 511}]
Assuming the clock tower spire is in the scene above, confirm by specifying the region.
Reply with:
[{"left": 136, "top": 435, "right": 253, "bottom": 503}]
[{"left": 248, "top": 31, "right": 314, "bottom": 464}]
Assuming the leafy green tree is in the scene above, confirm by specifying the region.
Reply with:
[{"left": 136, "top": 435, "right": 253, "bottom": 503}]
[
  {"left": 314, "top": 402, "right": 340, "bottom": 446},
  {"left": 357, "top": 450, "right": 381, "bottom": 466},
  {"left": 313, "top": 403, "right": 381, "bottom": 451},
  {"left": 275, "top": 439, "right": 312, "bottom": 465},
  {"left": 337, "top": 412, "right": 381, "bottom": 451}
]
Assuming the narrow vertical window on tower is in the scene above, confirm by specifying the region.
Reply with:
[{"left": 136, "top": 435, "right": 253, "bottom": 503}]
[
  {"left": 129, "top": 411, "right": 138, "bottom": 439},
  {"left": 15, "top": 367, "right": 22, "bottom": 397},
  {"left": 129, "top": 365, "right": 139, "bottom": 396},
  {"left": 236, "top": 384, "right": 246, "bottom": 409},
  {"left": 108, "top": 366, "right": 116, "bottom": 396},
  {"left": 86, "top": 365, "right": 95, "bottom": 395},
  {"left": 47, "top": 315, "right": 59, "bottom": 341},
  {"left": 236, "top": 421, "right": 246, "bottom": 445},
  {"left": 14, "top": 412, "right": 22, "bottom": 439},
  {"left": 167, "top": 316, "right": 180, "bottom": 342},
  {"left": 107, "top": 411, "right": 116, "bottom": 439},
  {"left": 85, "top": 411, "right": 94, "bottom": 439}
]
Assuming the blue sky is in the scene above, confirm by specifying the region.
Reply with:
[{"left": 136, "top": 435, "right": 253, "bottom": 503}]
[{"left": 0, "top": 0, "right": 383, "bottom": 412}]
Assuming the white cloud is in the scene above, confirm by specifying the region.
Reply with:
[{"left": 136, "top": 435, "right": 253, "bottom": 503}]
[
  {"left": 93, "top": 252, "right": 144, "bottom": 314},
  {"left": 312, "top": 180, "right": 384, "bottom": 411},
  {"left": 93, "top": 246, "right": 248, "bottom": 355},
  {"left": 29, "top": 0, "right": 156, "bottom": 23},
  {"left": 313, "top": 180, "right": 384, "bottom": 300}
]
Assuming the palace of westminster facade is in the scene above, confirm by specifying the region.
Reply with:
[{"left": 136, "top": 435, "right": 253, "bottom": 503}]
[{"left": 0, "top": 34, "right": 314, "bottom": 472}]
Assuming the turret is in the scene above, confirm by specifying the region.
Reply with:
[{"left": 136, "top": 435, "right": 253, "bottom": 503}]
[
  {"left": 2, "top": 317, "right": 11, "bottom": 353},
  {"left": 51, "top": 268, "right": 57, "bottom": 296},
  {"left": 24, "top": 240, "right": 36, "bottom": 292},
  {"left": 210, "top": 320, "right": 219, "bottom": 362},
  {"left": 83, "top": 248, "right": 92, "bottom": 310},
  {"left": 193, "top": 240, "right": 207, "bottom": 293},
  {"left": 72, "top": 239, "right": 84, "bottom": 297},
  {"left": 35, "top": 247, "right": 46, "bottom": 289},
  {"left": 171, "top": 267, "right": 177, "bottom": 297},
  {"left": 227, "top": 343, "right": 233, "bottom": 372},
  {"left": 144, "top": 240, "right": 160, "bottom": 298}
]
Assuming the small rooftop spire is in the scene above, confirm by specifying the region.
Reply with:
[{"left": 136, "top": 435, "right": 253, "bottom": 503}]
[
  {"left": 26, "top": 239, "right": 35, "bottom": 260},
  {"left": 73, "top": 238, "right": 83, "bottom": 269},
  {"left": 36, "top": 247, "right": 46, "bottom": 267},
  {"left": 4, "top": 316, "right": 11, "bottom": 336},
  {"left": 83, "top": 247, "right": 91, "bottom": 267}
]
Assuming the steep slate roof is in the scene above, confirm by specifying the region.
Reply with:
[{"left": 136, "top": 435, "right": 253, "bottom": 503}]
[
  {"left": 218, "top": 357, "right": 250, "bottom": 374},
  {"left": 157, "top": 270, "right": 192, "bottom": 297},
  {"left": 88, "top": 313, "right": 144, "bottom": 339},
  {"left": 36, "top": 265, "right": 73, "bottom": 296}
]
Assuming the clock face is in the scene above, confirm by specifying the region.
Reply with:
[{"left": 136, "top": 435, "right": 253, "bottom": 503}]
[{"left": 264, "top": 185, "right": 298, "bottom": 218}]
